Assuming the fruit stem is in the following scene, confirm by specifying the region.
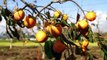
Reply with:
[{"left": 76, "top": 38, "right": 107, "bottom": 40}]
[{"left": 68, "top": 0, "right": 85, "bottom": 17}]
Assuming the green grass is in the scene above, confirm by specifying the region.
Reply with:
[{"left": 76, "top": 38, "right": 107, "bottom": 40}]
[
  {"left": 0, "top": 40, "right": 44, "bottom": 47},
  {"left": 89, "top": 42, "right": 98, "bottom": 47},
  {"left": 0, "top": 40, "right": 98, "bottom": 47}
]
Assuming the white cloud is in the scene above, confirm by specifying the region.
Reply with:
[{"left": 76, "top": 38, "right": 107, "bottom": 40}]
[{"left": 0, "top": 17, "right": 6, "bottom": 33}]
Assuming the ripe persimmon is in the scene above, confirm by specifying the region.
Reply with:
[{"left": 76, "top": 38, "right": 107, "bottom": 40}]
[
  {"left": 62, "top": 14, "right": 68, "bottom": 21},
  {"left": 85, "top": 11, "right": 96, "bottom": 21},
  {"left": 53, "top": 40, "right": 66, "bottom": 53},
  {"left": 36, "top": 30, "right": 47, "bottom": 43},
  {"left": 81, "top": 40, "right": 89, "bottom": 55},
  {"left": 78, "top": 20, "right": 89, "bottom": 30},
  {"left": 49, "top": 24, "right": 62, "bottom": 37},
  {"left": 54, "top": 10, "right": 61, "bottom": 18},
  {"left": 14, "top": 9, "right": 25, "bottom": 21},
  {"left": 24, "top": 15, "right": 36, "bottom": 28},
  {"left": 82, "top": 40, "right": 89, "bottom": 49}
]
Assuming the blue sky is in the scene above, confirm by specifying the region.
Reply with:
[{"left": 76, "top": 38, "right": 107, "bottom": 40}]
[
  {"left": 0, "top": 0, "right": 107, "bottom": 13},
  {"left": 0, "top": 0, "right": 107, "bottom": 33},
  {"left": 0, "top": 0, "right": 107, "bottom": 15}
]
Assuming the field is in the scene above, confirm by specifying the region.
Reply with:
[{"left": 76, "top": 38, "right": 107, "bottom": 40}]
[{"left": 0, "top": 40, "right": 103, "bottom": 60}]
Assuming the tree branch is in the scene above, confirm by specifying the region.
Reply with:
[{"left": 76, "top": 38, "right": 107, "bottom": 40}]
[
  {"left": 21, "top": 0, "right": 54, "bottom": 19},
  {"left": 35, "top": 1, "right": 54, "bottom": 18},
  {"left": 21, "top": 0, "right": 38, "bottom": 14}
]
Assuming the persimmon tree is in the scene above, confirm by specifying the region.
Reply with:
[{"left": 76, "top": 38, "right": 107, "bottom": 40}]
[{"left": 0, "top": 0, "right": 107, "bottom": 60}]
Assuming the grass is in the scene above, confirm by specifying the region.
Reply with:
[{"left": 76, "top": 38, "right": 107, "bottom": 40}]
[
  {"left": 0, "top": 39, "right": 98, "bottom": 47},
  {"left": 89, "top": 42, "right": 98, "bottom": 47},
  {"left": 0, "top": 40, "right": 44, "bottom": 47}
]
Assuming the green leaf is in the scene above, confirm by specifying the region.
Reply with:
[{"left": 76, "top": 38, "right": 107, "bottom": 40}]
[
  {"left": 104, "top": 53, "right": 107, "bottom": 60},
  {"left": 101, "top": 43, "right": 107, "bottom": 55},
  {"left": 76, "top": 34, "right": 82, "bottom": 41},
  {"left": 68, "top": 29, "right": 73, "bottom": 39},
  {"left": 70, "top": 22, "right": 75, "bottom": 28},
  {"left": 72, "top": 30, "right": 77, "bottom": 40},
  {"left": 61, "top": 20, "right": 70, "bottom": 26},
  {"left": 86, "top": 26, "right": 94, "bottom": 42},
  {"left": 44, "top": 40, "right": 54, "bottom": 59},
  {"left": 99, "top": 41, "right": 107, "bottom": 60}
]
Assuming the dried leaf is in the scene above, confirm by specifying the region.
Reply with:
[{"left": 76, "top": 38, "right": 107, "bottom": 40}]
[{"left": 76, "top": 13, "right": 80, "bottom": 23}]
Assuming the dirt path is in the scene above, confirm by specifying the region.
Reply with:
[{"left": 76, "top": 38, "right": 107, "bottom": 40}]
[{"left": 0, "top": 46, "right": 103, "bottom": 60}]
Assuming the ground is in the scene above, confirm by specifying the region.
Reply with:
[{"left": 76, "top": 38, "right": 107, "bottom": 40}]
[{"left": 0, "top": 43, "right": 103, "bottom": 60}]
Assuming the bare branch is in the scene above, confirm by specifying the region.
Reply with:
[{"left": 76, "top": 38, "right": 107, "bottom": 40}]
[
  {"left": 35, "top": 1, "right": 54, "bottom": 18},
  {"left": 21, "top": 0, "right": 38, "bottom": 14}
]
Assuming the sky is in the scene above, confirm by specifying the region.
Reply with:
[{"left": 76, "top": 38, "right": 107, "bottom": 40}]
[{"left": 0, "top": 0, "right": 107, "bottom": 33}]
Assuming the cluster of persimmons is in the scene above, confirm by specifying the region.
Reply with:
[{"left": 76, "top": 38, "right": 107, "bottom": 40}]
[{"left": 13, "top": 8, "right": 96, "bottom": 55}]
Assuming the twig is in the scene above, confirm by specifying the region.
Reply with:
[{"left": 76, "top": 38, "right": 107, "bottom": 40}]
[
  {"left": 35, "top": 1, "right": 54, "bottom": 18},
  {"left": 21, "top": 0, "right": 54, "bottom": 18},
  {"left": 24, "top": 9, "right": 33, "bottom": 16},
  {"left": 21, "top": 0, "right": 37, "bottom": 14},
  {"left": 37, "top": 6, "right": 55, "bottom": 11},
  {"left": 22, "top": 5, "right": 27, "bottom": 9}
]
